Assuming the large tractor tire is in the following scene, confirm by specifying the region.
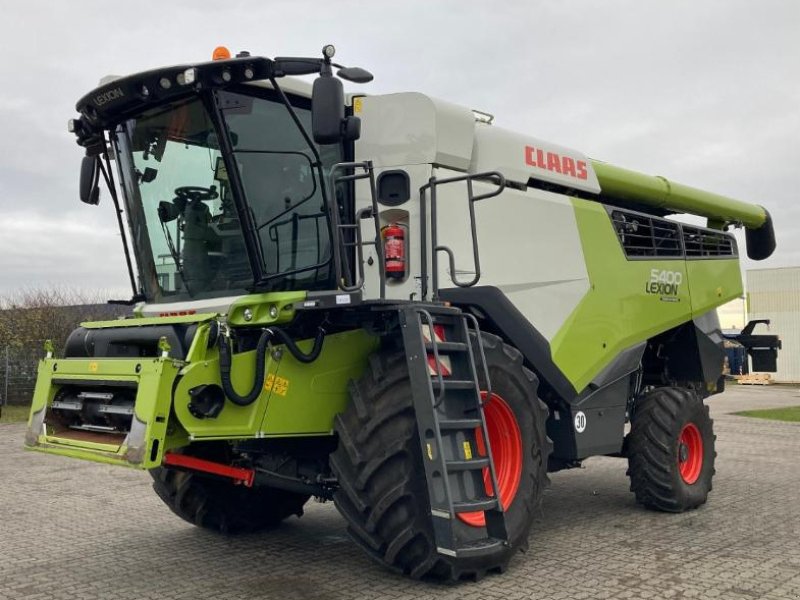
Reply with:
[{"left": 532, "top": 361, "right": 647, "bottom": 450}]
[
  {"left": 151, "top": 446, "right": 309, "bottom": 534},
  {"left": 626, "top": 386, "right": 716, "bottom": 512},
  {"left": 330, "top": 332, "right": 550, "bottom": 580}
]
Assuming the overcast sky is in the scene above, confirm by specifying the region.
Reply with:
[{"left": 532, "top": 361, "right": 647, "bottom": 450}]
[{"left": 0, "top": 0, "right": 798, "bottom": 322}]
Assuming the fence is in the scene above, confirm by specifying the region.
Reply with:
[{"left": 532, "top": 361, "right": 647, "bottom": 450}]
[
  {"left": 0, "top": 342, "right": 46, "bottom": 407},
  {"left": 0, "top": 303, "right": 127, "bottom": 411}
]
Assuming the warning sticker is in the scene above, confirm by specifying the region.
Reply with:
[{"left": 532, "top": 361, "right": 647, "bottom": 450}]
[
  {"left": 263, "top": 374, "right": 290, "bottom": 396},
  {"left": 463, "top": 441, "right": 473, "bottom": 460}
]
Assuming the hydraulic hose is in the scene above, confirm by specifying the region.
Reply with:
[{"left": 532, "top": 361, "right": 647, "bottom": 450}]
[
  {"left": 218, "top": 326, "right": 326, "bottom": 406},
  {"left": 268, "top": 326, "right": 326, "bottom": 364}
]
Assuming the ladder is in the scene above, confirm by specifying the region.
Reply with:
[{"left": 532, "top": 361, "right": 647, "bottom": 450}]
[{"left": 400, "top": 304, "right": 509, "bottom": 558}]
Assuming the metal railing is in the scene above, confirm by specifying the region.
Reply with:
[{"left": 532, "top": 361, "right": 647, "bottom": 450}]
[
  {"left": 419, "top": 171, "right": 506, "bottom": 300},
  {"left": 328, "top": 161, "right": 386, "bottom": 298}
]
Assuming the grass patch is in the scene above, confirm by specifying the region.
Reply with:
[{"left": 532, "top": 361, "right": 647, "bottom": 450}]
[
  {"left": 735, "top": 406, "right": 800, "bottom": 423},
  {"left": 0, "top": 405, "right": 30, "bottom": 424}
]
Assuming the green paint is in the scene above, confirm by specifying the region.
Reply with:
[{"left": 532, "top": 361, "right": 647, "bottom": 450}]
[
  {"left": 25, "top": 357, "right": 181, "bottom": 469},
  {"left": 227, "top": 292, "right": 306, "bottom": 327},
  {"left": 553, "top": 199, "right": 744, "bottom": 392},
  {"left": 592, "top": 161, "right": 767, "bottom": 229},
  {"left": 81, "top": 313, "right": 218, "bottom": 329},
  {"left": 261, "top": 329, "right": 379, "bottom": 435},
  {"left": 685, "top": 259, "right": 743, "bottom": 314},
  {"left": 27, "top": 301, "right": 379, "bottom": 468},
  {"left": 172, "top": 329, "right": 378, "bottom": 440},
  {"left": 552, "top": 200, "right": 691, "bottom": 391}
]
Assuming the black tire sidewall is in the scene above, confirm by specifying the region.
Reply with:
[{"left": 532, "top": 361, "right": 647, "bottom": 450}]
[{"left": 674, "top": 397, "right": 715, "bottom": 507}]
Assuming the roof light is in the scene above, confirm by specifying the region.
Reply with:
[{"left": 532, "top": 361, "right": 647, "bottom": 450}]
[
  {"left": 322, "top": 44, "right": 336, "bottom": 59},
  {"left": 182, "top": 67, "right": 197, "bottom": 85},
  {"left": 212, "top": 46, "right": 231, "bottom": 60}
]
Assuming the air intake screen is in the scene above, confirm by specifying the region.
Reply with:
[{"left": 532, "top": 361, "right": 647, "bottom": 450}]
[
  {"left": 610, "top": 209, "right": 737, "bottom": 259},
  {"left": 682, "top": 226, "right": 737, "bottom": 257},
  {"left": 611, "top": 211, "right": 682, "bottom": 257}
]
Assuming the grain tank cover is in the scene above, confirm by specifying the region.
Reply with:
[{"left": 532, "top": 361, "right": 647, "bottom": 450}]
[{"left": 469, "top": 125, "right": 601, "bottom": 194}]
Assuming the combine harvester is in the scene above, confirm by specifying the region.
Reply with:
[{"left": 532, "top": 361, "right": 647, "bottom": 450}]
[{"left": 26, "top": 45, "right": 780, "bottom": 580}]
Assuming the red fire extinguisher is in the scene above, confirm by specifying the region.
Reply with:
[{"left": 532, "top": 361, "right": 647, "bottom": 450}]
[{"left": 382, "top": 223, "right": 406, "bottom": 279}]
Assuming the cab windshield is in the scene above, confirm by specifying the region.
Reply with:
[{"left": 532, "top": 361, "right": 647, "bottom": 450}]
[{"left": 114, "top": 88, "right": 340, "bottom": 302}]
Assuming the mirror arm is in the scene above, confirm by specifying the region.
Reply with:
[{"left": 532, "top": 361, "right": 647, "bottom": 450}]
[{"left": 97, "top": 137, "right": 139, "bottom": 298}]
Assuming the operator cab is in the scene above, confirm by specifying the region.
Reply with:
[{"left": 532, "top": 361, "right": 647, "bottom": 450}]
[{"left": 72, "top": 46, "right": 370, "bottom": 305}]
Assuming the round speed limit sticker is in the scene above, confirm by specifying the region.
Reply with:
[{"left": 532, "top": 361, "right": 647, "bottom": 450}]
[{"left": 574, "top": 411, "right": 587, "bottom": 433}]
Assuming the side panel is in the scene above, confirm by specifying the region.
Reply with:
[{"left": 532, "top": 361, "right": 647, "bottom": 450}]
[
  {"left": 261, "top": 329, "right": 379, "bottom": 436},
  {"left": 686, "top": 258, "right": 743, "bottom": 316},
  {"left": 173, "top": 330, "right": 379, "bottom": 440},
  {"left": 553, "top": 199, "right": 692, "bottom": 392},
  {"left": 432, "top": 168, "right": 591, "bottom": 343}
]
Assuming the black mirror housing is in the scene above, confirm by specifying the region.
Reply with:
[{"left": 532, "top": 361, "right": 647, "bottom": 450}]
[
  {"left": 80, "top": 155, "right": 100, "bottom": 205},
  {"left": 312, "top": 75, "right": 345, "bottom": 144},
  {"left": 342, "top": 115, "right": 361, "bottom": 142}
]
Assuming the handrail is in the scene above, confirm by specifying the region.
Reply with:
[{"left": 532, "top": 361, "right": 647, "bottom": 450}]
[
  {"left": 419, "top": 172, "right": 506, "bottom": 300},
  {"left": 328, "top": 161, "right": 386, "bottom": 298}
]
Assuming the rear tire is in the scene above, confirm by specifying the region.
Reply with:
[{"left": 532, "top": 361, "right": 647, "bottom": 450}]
[
  {"left": 150, "top": 445, "right": 309, "bottom": 534},
  {"left": 330, "top": 332, "right": 550, "bottom": 580},
  {"left": 626, "top": 386, "right": 716, "bottom": 512}
]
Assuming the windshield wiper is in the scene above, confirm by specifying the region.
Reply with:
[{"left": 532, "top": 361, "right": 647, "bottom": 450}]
[{"left": 159, "top": 218, "right": 193, "bottom": 297}]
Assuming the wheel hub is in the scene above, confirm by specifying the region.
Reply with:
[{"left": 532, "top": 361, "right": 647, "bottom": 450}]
[
  {"left": 677, "top": 422, "right": 703, "bottom": 485},
  {"left": 458, "top": 391, "right": 523, "bottom": 528}
]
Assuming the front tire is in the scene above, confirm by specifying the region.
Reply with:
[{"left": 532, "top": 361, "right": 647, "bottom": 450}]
[
  {"left": 330, "top": 333, "right": 550, "bottom": 580},
  {"left": 626, "top": 386, "right": 716, "bottom": 512},
  {"left": 151, "top": 444, "right": 309, "bottom": 534}
]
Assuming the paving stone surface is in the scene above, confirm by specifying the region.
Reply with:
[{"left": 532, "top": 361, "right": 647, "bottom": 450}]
[{"left": 1, "top": 385, "right": 799, "bottom": 599}]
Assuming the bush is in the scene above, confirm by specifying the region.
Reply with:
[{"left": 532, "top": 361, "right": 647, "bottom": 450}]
[{"left": 0, "top": 287, "right": 127, "bottom": 405}]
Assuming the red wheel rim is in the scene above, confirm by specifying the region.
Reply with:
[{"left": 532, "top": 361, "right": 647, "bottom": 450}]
[
  {"left": 678, "top": 423, "right": 703, "bottom": 484},
  {"left": 458, "top": 392, "right": 523, "bottom": 527}
]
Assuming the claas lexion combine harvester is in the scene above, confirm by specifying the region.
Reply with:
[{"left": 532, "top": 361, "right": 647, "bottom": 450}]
[{"left": 26, "top": 45, "right": 781, "bottom": 580}]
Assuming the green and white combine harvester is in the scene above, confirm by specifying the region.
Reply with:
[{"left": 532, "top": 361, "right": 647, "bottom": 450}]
[{"left": 26, "top": 45, "right": 781, "bottom": 580}]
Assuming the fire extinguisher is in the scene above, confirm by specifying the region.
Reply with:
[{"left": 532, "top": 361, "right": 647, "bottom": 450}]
[{"left": 381, "top": 223, "right": 406, "bottom": 280}]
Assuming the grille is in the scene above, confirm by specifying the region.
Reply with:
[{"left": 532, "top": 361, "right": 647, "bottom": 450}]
[
  {"left": 610, "top": 211, "right": 682, "bottom": 258},
  {"left": 610, "top": 209, "right": 737, "bottom": 259},
  {"left": 682, "top": 226, "right": 737, "bottom": 257}
]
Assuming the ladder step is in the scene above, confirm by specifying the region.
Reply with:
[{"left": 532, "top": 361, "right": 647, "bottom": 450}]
[
  {"left": 424, "top": 341, "right": 468, "bottom": 353},
  {"left": 446, "top": 458, "right": 490, "bottom": 472},
  {"left": 431, "top": 379, "right": 475, "bottom": 390},
  {"left": 439, "top": 418, "right": 483, "bottom": 430},
  {"left": 453, "top": 498, "right": 500, "bottom": 513}
]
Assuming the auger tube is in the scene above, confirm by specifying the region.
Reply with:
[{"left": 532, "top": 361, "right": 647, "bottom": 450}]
[{"left": 592, "top": 161, "right": 775, "bottom": 260}]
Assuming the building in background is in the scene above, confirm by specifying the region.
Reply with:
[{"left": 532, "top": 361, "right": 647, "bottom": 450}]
[{"left": 747, "top": 267, "right": 800, "bottom": 382}]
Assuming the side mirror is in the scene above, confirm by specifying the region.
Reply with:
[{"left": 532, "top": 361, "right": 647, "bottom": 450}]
[
  {"left": 80, "top": 155, "right": 101, "bottom": 205},
  {"left": 312, "top": 75, "right": 345, "bottom": 144}
]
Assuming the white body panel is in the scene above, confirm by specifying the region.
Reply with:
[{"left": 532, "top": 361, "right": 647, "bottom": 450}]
[
  {"left": 430, "top": 169, "right": 590, "bottom": 342},
  {"left": 355, "top": 91, "right": 594, "bottom": 342},
  {"left": 471, "top": 124, "right": 601, "bottom": 194},
  {"left": 138, "top": 294, "right": 245, "bottom": 317},
  {"left": 357, "top": 93, "right": 476, "bottom": 170}
]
